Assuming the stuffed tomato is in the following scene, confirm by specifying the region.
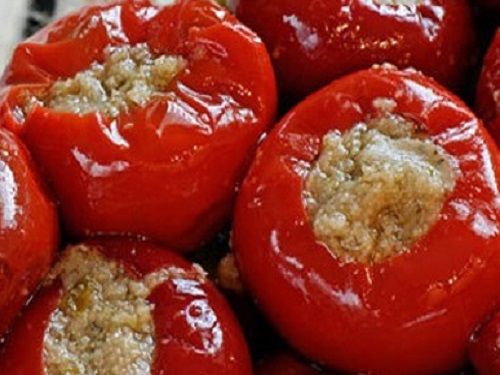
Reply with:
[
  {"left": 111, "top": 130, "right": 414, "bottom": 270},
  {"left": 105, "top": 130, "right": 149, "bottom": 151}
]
[
  {"left": 233, "top": 66, "right": 500, "bottom": 375},
  {"left": 0, "top": 127, "right": 58, "bottom": 338},
  {"left": 0, "top": 0, "right": 276, "bottom": 252},
  {"left": 231, "top": 0, "right": 476, "bottom": 99},
  {"left": 477, "top": 29, "right": 500, "bottom": 144},
  {"left": 0, "top": 240, "right": 251, "bottom": 375}
]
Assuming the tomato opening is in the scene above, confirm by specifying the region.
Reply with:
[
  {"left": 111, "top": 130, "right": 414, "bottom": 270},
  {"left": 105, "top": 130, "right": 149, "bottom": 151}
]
[
  {"left": 24, "top": 44, "right": 186, "bottom": 118},
  {"left": 43, "top": 245, "right": 205, "bottom": 375},
  {"left": 304, "top": 110, "right": 456, "bottom": 263}
]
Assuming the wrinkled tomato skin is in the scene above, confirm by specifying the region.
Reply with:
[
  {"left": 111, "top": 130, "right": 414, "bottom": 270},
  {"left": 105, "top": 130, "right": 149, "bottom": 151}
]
[
  {"left": 231, "top": 0, "right": 476, "bottom": 99},
  {"left": 0, "top": 0, "right": 277, "bottom": 252},
  {"left": 470, "top": 313, "right": 500, "bottom": 375},
  {"left": 0, "top": 127, "right": 58, "bottom": 338},
  {"left": 477, "top": 29, "right": 500, "bottom": 144},
  {"left": 0, "top": 240, "right": 252, "bottom": 375},
  {"left": 257, "top": 353, "right": 324, "bottom": 375},
  {"left": 233, "top": 67, "right": 500, "bottom": 375}
]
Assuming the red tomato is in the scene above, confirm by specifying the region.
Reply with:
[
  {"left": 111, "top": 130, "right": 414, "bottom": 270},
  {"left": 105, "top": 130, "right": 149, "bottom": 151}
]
[
  {"left": 477, "top": 29, "right": 500, "bottom": 144},
  {"left": 0, "top": 0, "right": 277, "bottom": 252},
  {"left": 0, "top": 240, "right": 252, "bottom": 375},
  {"left": 257, "top": 353, "right": 325, "bottom": 375},
  {"left": 470, "top": 313, "right": 500, "bottom": 375},
  {"left": 0, "top": 127, "right": 58, "bottom": 338},
  {"left": 231, "top": 0, "right": 476, "bottom": 99},
  {"left": 233, "top": 67, "right": 500, "bottom": 375}
]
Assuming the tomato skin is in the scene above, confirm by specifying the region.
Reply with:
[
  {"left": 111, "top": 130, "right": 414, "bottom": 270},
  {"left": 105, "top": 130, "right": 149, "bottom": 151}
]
[
  {"left": 470, "top": 313, "right": 500, "bottom": 375},
  {"left": 0, "top": 0, "right": 277, "bottom": 252},
  {"left": 477, "top": 29, "right": 500, "bottom": 144},
  {"left": 0, "top": 127, "right": 58, "bottom": 338},
  {"left": 257, "top": 353, "right": 324, "bottom": 375},
  {"left": 0, "top": 240, "right": 252, "bottom": 375},
  {"left": 231, "top": 0, "right": 476, "bottom": 99},
  {"left": 233, "top": 67, "right": 500, "bottom": 375}
]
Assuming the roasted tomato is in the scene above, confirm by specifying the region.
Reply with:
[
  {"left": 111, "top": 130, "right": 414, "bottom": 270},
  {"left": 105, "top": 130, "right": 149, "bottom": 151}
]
[
  {"left": 0, "top": 127, "right": 58, "bottom": 338},
  {"left": 477, "top": 29, "right": 500, "bottom": 144},
  {"left": 257, "top": 353, "right": 325, "bottom": 375},
  {"left": 0, "top": 240, "right": 252, "bottom": 375},
  {"left": 233, "top": 66, "right": 500, "bottom": 375},
  {"left": 470, "top": 313, "right": 500, "bottom": 375},
  {"left": 0, "top": 0, "right": 276, "bottom": 252},
  {"left": 230, "top": 0, "right": 476, "bottom": 99}
]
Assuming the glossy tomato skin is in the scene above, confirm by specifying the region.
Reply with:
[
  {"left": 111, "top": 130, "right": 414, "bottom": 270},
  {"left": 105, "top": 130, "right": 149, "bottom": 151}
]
[
  {"left": 231, "top": 0, "right": 476, "bottom": 99},
  {"left": 0, "top": 127, "right": 58, "bottom": 338},
  {"left": 257, "top": 353, "right": 325, "bottom": 375},
  {"left": 470, "top": 313, "right": 500, "bottom": 375},
  {"left": 0, "top": 0, "right": 277, "bottom": 252},
  {"left": 477, "top": 29, "right": 500, "bottom": 144},
  {"left": 234, "top": 67, "right": 500, "bottom": 375},
  {"left": 0, "top": 240, "right": 252, "bottom": 375}
]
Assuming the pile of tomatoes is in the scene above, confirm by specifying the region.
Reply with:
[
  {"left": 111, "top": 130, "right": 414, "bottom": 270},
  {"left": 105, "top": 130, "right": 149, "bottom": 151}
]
[{"left": 0, "top": 0, "right": 498, "bottom": 374}]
